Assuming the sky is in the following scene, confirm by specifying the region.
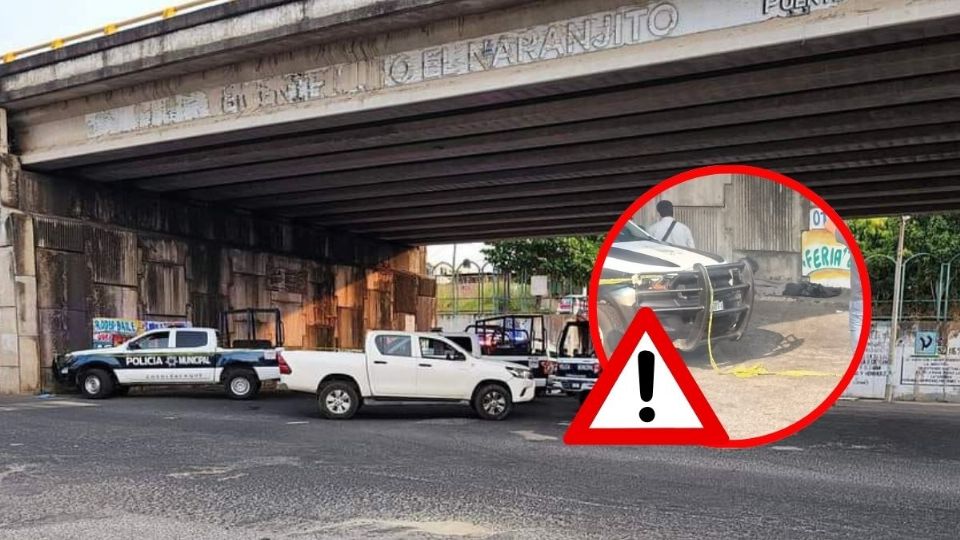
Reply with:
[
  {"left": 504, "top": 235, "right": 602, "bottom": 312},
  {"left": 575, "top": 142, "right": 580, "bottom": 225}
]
[
  {"left": 2, "top": 1, "right": 484, "bottom": 267},
  {"left": 1, "top": 1, "right": 229, "bottom": 54}
]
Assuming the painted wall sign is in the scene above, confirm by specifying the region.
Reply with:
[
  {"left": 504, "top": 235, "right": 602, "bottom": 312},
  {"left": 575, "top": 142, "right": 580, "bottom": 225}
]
[
  {"left": 384, "top": 0, "right": 844, "bottom": 87},
  {"left": 844, "top": 322, "right": 960, "bottom": 401},
  {"left": 914, "top": 330, "right": 939, "bottom": 356},
  {"left": 809, "top": 208, "right": 829, "bottom": 230},
  {"left": 84, "top": 0, "right": 845, "bottom": 139},
  {"left": 801, "top": 228, "right": 851, "bottom": 288},
  {"left": 91, "top": 317, "right": 191, "bottom": 348},
  {"left": 843, "top": 321, "right": 890, "bottom": 399}
]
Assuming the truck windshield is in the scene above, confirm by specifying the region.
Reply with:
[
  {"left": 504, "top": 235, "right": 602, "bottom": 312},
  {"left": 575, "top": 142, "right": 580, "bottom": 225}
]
[{"left": 617, "top": 220, "right": 657, "bottom": 242}]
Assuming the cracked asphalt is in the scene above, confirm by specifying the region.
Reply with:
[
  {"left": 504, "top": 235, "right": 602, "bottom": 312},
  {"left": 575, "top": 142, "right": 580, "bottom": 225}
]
[{"left": 0, "top": 391, "right": 958, "bottom": 539}]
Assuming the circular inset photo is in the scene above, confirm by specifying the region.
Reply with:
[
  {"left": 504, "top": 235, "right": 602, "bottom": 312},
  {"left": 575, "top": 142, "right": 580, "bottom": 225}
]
[{"left": 589, "top": 165, "right": 871, "bottom": 446}]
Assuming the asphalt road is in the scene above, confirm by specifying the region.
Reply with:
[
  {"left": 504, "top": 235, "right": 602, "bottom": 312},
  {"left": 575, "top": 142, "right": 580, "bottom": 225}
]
[{"left": 0, "top": 391, "right": 958, "bottom": 539}]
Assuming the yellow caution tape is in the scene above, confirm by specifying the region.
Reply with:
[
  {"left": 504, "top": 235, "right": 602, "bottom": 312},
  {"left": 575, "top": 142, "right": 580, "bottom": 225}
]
[
  {"left": 704, "top": 272, "right": 838, "bottom": 378},
  {"left": 598, "top": 278, "right": 634, "bottom": 285}
]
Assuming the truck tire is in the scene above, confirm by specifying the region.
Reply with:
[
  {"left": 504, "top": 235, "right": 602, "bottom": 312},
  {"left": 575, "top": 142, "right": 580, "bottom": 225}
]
[
  {"left": 79, "top": 368, "right": 115, "bottom": 400},
  {"left": 473, "top": 383, "right": 513, "bottom": 421},
  {"left": 224, "top": 369, "right": 260, "bottom": 400},
  {"left": 317, "top": 381, "right": 359, "bottom": 420}
]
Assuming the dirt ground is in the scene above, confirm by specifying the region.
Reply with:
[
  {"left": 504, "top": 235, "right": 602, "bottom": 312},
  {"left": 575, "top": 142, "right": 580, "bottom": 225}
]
[{"left": 684, "top": 284, "right": 855, "bottom": 440}]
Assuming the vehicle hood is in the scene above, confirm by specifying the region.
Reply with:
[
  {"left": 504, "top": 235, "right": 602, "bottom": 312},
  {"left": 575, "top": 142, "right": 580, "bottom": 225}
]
[
  {"left": 475, "top": 357, "right": 533, "bottom": 372},
  {"left": 65, "top": 346, "right": 124, "bottom": 358},
  {"left": 557, "top": 356, "right": 599, "bottom": 365},
  {"left": 603, "top": 240, "right": 724, "bottom": 275}
]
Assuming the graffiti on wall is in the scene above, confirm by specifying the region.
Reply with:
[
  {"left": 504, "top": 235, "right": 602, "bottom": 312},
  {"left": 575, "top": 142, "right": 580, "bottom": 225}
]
[
  {"left": 92, "top": 318, "right": 192, "bottom": 349},
  {"left": 844, "top": 321, "right": 960, "bottom": 401},
  {"left": 843, "top": 321, "right": 890, "bottom": 399}
]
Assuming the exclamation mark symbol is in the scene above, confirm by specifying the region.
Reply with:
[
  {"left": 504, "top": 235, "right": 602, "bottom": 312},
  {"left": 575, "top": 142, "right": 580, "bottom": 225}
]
[{"left": 638, "top": 350, "right": 655, "bottom": 423}]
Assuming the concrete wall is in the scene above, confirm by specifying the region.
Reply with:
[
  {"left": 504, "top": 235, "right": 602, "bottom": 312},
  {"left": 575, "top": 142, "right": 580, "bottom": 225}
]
[
  {"left": 0, "top": 112, "right": 435, "bottom": 394},
  {"left": 633, "top": 173, "right": 806, "bottom": 282},
  {"left": 845, "top": 320, "right": 960, "bottom": 402}
]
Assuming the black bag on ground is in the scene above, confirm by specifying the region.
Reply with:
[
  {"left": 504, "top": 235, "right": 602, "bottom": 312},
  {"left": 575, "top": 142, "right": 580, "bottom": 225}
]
[{"left": 783, "top": 281, "right": 842, "bottom": 298}]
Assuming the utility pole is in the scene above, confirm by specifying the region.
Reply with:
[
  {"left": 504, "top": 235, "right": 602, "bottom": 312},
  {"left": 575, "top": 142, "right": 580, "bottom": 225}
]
[
  {"left": 885, "top": 215, "right": 909, "bottom": 402},
  {"left": 451, "top": 244, "right": 458, "bottom": 317}
]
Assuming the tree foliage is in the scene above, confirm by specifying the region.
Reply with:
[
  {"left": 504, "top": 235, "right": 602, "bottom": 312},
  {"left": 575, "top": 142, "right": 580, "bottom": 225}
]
[
  {"left": 481, "top": 236, "right": 603, "bottom": 288},
  {"left": 849, "top": 214, "right": 960, "bottom": 317}
]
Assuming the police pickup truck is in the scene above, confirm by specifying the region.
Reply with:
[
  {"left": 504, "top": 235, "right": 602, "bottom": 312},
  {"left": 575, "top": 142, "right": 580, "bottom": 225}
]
[
  {"left": 54, "top": 327, "right": 281, "bottom": 400},
  {"left": 551, "top": 320, "right": 600, "bottom": 403}
]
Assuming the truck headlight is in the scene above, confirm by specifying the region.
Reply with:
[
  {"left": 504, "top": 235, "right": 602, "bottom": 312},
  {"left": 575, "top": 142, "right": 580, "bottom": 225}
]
[
  {"left": 632, "top": 273, "right": 677, "bottom": 290},
  {"left": 506, "top": 366, "right": 532, "bottom": 379}
]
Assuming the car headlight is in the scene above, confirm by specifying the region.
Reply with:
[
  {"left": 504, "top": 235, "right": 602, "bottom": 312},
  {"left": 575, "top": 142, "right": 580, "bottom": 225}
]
[{"left": 506, "top": 366, "right": 532, "bottom": 379}]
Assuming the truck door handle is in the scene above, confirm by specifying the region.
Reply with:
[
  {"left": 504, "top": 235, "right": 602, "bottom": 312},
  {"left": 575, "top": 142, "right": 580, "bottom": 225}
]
[
  {"left": 374, "top": 360, "right": 388, "bottom": 365},
  {"left": 419, "top": 363, "right": 432, "bottom": 368}
]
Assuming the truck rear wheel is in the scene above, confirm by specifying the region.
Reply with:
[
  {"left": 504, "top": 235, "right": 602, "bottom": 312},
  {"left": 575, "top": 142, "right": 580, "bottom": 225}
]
[
  {"left": 318, "top": 381, "right": 359, "bottom": 420},
  {"left": 473, "top": 383, "right": 513, "bottom": 421},
  {"left": 224, "top": 369, "right": 260, "bottom": 400},
  {"left": 79, "top": 369, "right": 115, "bottom": 399}
]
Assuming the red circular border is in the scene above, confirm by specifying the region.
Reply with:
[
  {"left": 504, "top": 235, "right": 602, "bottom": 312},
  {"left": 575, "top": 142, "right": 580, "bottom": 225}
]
[{"left": 587, "top": 164, "right": 873, "bottom": 448}]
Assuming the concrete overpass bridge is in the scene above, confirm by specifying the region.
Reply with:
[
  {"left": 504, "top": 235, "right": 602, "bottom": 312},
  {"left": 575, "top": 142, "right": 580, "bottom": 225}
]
[{"left": 2, "top": 0, "right": 960, "bottom": 392}]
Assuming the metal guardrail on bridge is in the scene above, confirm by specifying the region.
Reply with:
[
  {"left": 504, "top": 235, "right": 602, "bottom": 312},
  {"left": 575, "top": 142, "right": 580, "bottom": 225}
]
[{"left": 2, "top": 0, "right": 231, "bottom": 64}]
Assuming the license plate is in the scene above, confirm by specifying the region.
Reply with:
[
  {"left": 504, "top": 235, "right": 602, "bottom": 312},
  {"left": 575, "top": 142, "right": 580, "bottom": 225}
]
[
  {"left": 559, "top": 363, "right": 571, "bottom": 370},
  {"left": 711, "top": 300, "right": 724, "bottom": 312},
  {"left": 579, "top": 364, "right": 594, "bottom": 371},
  {"left": 567, "top": 382, "right": 581, "bottom": 389}
]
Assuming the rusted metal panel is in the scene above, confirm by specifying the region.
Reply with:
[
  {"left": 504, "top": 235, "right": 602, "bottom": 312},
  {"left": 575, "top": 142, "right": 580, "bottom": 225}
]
[
  {"left": 416, "top": 297, "right": 437, "bottom": 331},
  {"left": 228, "top": 273, "right": 269, "bottom": 310},
  {"left": 337, "top": 307, "right": 363, "bottom": 349},
  {"left": 674, "top": 206, "right": 726, "bottom": 259},
  {"left": 140, "top": 237, "right": 187, "bottom": 264},
  {"left": 89, "top": 227, "right": 137, "bottom": 286},
  {"left": 141, "top": 263, "right": 187, "bottom": 317},
  {"left": 32, "top": 217, "right": 87, "bottom": 253},
  {"left": 186, "top": 242, "right": 221, "bottom": 296},
  {"left": 89, "top": 284, "right": 138, "bottom": 319},
  {"left": 266, "top": 257, "right": 307, "bottom": 294},
  {"left": 228, "top": 249, "right": 266, "bottom": 276},
  {"left": 418, "top": 276, "right": 437, "bottom": 298},
  {"left": 393, "top": 271, "right": 418, "bottom": 314},
  {"left": 278, "top": 302, "right": 305, "bottom": 348},
  {"left": 188, "top": 292, "right": 221, "bottom": 329},
  {"left": 38, "top": 309, "right": 89, "bottom": 365},
  {"left": 35, "top": 249, "right": 89, "bottom": 310},
  {"left": 730, "top": 175, "right": 802, "bottom": 253}
]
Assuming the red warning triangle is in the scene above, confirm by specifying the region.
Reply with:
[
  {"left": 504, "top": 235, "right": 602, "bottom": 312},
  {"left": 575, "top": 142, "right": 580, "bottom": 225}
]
[{"left": 565, "top": 308, "right": 729, "bottom": 446}]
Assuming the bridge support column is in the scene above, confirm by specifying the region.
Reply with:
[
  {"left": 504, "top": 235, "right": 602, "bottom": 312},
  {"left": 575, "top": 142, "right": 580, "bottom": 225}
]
[{"left": 0, "top": 108, "right": 41, "bottom": 394}]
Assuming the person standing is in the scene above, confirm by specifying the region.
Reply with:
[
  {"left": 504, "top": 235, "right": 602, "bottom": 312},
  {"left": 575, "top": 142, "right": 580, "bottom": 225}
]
[
  {"left": 826, "top": 218, "right": 863, "bottom": 350},
  {"left": 647, "top": 200, "right": 695, "bottom": 248}
]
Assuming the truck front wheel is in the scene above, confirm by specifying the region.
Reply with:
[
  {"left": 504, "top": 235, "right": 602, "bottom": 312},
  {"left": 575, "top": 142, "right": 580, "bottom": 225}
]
[
  {"left": 473, "top": 383, "right": 513, "bottom": 421},
  {"left": 79, "top": 368, "right": 115, "bottom": 399},
  {"left": 318, "top": 381, "right": 359, "bottom": 420}
]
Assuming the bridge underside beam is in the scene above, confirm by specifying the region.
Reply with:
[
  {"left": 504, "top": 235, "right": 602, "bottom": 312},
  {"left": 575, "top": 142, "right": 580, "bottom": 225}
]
[{"left": 16, "top": 8, "right": 960, "bottom": 244}]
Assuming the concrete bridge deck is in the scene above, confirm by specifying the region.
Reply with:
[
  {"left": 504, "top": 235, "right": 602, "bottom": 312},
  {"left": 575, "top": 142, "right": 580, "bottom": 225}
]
[{"left": 3, "top": 0, "right": 960, "bottom": 245}]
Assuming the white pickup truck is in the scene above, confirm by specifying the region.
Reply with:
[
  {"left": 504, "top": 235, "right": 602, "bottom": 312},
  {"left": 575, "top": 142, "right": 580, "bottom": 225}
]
[{"left": 280, "top": 331, "right": 535, "bottom": 420}]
